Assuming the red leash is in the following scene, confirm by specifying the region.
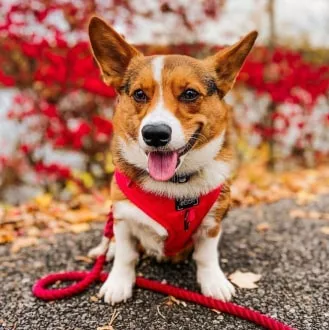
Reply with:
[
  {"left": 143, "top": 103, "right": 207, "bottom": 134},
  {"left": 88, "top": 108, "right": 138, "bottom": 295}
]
[
  {"left": 33, "top": 212, "right": 296, "bottom": 329},
  {"left": 33, "top": 255, "right": 296, "bottom": 330}
]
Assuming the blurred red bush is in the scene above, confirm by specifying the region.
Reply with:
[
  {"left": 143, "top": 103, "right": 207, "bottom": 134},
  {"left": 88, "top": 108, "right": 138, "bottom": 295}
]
[{"left": 0, "top": 0, "right": 328, "bottom": 198}]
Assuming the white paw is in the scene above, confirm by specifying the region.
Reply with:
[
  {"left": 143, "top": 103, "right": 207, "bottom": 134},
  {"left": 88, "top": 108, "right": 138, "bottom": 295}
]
[
  {"left": 88, "top": 245, "right": 106, "bottom": 258},
  {"left": 105, "top": 241, "right": 115, "bottom": 261},
  {"left": 198, "top": 267, "right": 236, "bottom": 302},
  {"left": 88, "top": 237, "right": 115, "bottom": 261},
  {"left": 99, "top": 268, "right": 135, "bottom": 305}
]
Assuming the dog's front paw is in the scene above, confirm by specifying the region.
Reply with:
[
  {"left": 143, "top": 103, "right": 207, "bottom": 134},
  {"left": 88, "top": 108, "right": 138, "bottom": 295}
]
[
  {"left": 99, "top": 268, "right": 135, "bottom": 305},
  {"left": 198, "top": 267, "right": 235, "bottom": 302}
]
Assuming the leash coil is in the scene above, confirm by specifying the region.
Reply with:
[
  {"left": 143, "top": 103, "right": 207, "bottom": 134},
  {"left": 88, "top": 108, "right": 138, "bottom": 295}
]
[{"left": 33, "top": 254, "right": 296, "bottom": 330}]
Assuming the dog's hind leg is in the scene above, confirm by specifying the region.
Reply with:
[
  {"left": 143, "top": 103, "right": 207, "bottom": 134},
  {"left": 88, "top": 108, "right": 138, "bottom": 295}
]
[
  {"left": 88, "top": 237, "right": 115, "bottom": 261},
  {"left": 193, "top": 221, "right": 235, "bottom": 302}
]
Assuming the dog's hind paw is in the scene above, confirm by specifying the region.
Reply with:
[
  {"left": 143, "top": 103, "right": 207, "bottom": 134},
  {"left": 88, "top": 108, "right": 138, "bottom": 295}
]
[{"left": 88, "top": 237, "right": 115, "bottom": 261}]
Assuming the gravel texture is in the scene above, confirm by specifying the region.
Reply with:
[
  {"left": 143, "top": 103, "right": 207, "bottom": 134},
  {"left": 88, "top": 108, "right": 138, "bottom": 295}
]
[{"left": 1, "top": 196, "right": 329, "bottom": 330}]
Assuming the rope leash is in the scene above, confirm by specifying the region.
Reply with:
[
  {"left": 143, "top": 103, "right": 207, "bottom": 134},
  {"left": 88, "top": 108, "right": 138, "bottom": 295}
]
[
  {"left": 33, "top": 254, "right": 296, "bottom": 330},
  {"left": 32, "top": 211, "right": 297, "bottom": 329}
]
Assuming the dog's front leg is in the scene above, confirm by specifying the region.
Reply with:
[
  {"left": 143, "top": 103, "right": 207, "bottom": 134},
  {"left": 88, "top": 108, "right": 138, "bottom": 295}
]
[
  {"left": 193, "top": 225, "right": 235, "bottom": 301},
  {"left": 99, "top": 220, "right": 138, "bottom": 304}
]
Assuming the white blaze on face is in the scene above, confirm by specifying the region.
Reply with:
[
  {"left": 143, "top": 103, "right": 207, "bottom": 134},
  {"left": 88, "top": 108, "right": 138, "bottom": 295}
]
[{"left": 138, "top": 56, "right": 186, "bottom": 151}]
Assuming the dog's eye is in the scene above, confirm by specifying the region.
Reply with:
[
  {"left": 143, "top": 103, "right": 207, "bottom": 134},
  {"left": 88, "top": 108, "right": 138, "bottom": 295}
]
[
  {"left": 179, "top": 89, "right": 200, "bottom": 102},
  {"left": 133, "top": 89, "right": 148, "bottom": 103}
]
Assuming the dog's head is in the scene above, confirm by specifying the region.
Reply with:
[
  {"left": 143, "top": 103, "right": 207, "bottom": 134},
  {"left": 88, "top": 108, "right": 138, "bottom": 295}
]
[{"left": 89, "top": 17, "right": 257, "bottom": 182}]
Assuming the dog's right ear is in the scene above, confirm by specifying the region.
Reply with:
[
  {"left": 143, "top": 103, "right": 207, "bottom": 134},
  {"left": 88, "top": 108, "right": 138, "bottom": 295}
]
[{"left": 88, "top": 16, "right": 142, "bottom": 89}]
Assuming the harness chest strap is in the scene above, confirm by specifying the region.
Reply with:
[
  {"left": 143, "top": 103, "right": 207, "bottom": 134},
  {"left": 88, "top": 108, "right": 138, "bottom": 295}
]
[{"left": 104, "top": 171, "right": 222, "bottom": 256}]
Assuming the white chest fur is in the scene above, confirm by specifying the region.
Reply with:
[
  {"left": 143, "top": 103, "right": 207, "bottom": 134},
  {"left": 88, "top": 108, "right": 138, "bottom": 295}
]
[{"left": 113, "top": 200, "right": 168, "bottom": 258}]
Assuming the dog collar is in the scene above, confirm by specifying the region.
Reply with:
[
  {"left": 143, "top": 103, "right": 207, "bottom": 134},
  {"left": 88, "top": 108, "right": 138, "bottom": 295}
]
[{"left": 169, "top": 172, "right": 195, "bottom": 184}]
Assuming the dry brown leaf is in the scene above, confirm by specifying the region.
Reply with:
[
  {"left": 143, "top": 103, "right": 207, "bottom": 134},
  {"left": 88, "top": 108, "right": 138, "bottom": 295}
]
[
  {"left": 10, "top": 237, "right": 39, "bottom": 253},
  {"left": 289, "top": 209, "right": 329, "bottom": 221},
  {"left": 296, "top": 191, "right": 316, "bottom": 205},
  {"left": 97, "top": 309, "right": 120, "bottom": 330},
  {"left": 69, "top": 223, "right": 90, "bottom": 233},
  {"left": 0, "top": 230, "right": 15, "bottom": 244},
  {"left": 164, "top": 295, "right": 186, "bottom": 307},
  {"left": 289, "top": 209, "right": 307, "bottom": 219},
  {"left": 308, "top": 211, "right": 322, "bottom": 219},
  {"left": 256, "top": 222, "right": 270, "bottom": 232},
  {"left": 0, "top": 207, "right": 5, "bottom": 222},
  {"left": 0, "top": 188, "right": 111, "bottom": 245},
  {"left": 97, "top": 325, "right": 114, "bottom": 330},
  {"left": 26, "top": 226, "right": 40, "bottom": 237},
  {"left": 75, "top": 255, "right": 93, "bottom": 264},
  {"left": 63, "top": 209, "right": 98, "bottom": 224},
  {"left": 232, "top": 163, "right": 329, "bottom": 207},
  {"left": 34, "top": 193, "right": 52, "bottom": 208},
  {"left": 320, "top": 226, "right": 329, "bottom": 235},
  {"left": 229, "top": 271, "right": 262, "bottom": 289}
]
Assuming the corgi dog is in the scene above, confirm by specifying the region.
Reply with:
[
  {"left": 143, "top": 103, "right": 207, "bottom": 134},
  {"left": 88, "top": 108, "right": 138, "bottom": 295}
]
[{"left": 88, "top": 16, "right": 257, "bottom": 305}]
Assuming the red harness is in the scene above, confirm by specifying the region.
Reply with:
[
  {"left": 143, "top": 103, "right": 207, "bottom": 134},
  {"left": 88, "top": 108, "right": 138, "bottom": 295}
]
[
  {"left": 32, "top": 175, "right": 295, "bottom": 330},
  {"left": 104, "top": 171, "right": 222, "bottom": 256}
]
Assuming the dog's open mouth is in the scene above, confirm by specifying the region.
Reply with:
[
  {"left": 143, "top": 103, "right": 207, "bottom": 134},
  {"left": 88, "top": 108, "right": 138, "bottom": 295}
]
[{"left": 147, "top": 127, "right": 201, "bottom": 182}]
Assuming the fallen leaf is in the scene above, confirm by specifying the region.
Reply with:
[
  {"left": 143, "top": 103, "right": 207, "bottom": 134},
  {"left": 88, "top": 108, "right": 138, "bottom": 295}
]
[
  {"left": 26, "top": 226, "right": 40, "bottom": 237},
  {"left": 229, "top": 271, "right": 262, "bottom": 289},
  {"left": 63, "top": 209, "right": 98, "bottom": 224},
  {"left": 69, "top": 223, "right": 90, "bottom": 234},
  {"left": 289, "top": 209, "right": 329, "bottom": 221},
  {"left": 0, "top": 230, "right": 15, "bottom": 244},
  {"left": 97, "top": 309, "right": 120, "bottom": 330},
  {"left": 309, "top": 211, "right": 322, "bottom": 219},
  {"left": 75, "top": 255, "right": 93, "bottom": 264},
  {"left": 296, "top": 191, "right": 316, "bottom": 205},
  {"left": 0, "top": 207, "right": 5, "bottom": 221},
  {"left": 10, "top": 237, "right": 39, "bottom": 253},
  {"left": 164, "top": 295, "right": 186, "bottom": 307},
  {"left": 34, "top": 193, "right": 52, "bottom": 208},
  {"left": 256, "top": 222, "right": 270, "bottom": 232},
  {"left": 320, "top": 227, "right": 329, "bottom": 235},
  {"left": 97, "top": 325, "right": 113, "bottom": 330},
  {"left": 289, "top": 209, "right": 307, "bottom": 219}
]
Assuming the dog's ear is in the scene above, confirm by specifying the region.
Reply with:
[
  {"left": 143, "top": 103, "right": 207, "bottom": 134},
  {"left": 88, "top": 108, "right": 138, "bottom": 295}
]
[
  {"left": 88, "top": 16, "right": 142, "bottom": 89},
  {"left": 208, "top": 31, "right": 258, "bottom": 97}
]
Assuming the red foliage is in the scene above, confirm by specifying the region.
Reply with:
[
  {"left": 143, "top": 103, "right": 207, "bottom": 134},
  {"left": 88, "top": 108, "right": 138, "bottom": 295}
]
[
  {"left": 35, "top": 162, "right": 71, "bottom": 179},
  {"left": 0, "top": 0, "right": 328, "bottom": 193},
  {"left": 240, "top": 48, "right": 329, "bottom": 105}
]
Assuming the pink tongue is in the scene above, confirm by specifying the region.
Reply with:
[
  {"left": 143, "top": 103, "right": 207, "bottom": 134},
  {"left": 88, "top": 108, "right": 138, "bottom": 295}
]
[{"left": 148, "top": 151, "right": 178, "bottom": 181}]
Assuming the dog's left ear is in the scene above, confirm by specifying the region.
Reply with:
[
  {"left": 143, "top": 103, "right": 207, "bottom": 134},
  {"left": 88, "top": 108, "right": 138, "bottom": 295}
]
[
  {"left": 88, "top": 16, "right": 142, "bottom": 89},
  {"left": 208, "top": 31, "right": 258, "bottom": 97}
]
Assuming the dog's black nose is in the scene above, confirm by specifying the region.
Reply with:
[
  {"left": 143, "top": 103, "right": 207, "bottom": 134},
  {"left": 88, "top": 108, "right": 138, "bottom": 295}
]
[{"left": 142, "top": 124, "right": 172, "bottom": 147}]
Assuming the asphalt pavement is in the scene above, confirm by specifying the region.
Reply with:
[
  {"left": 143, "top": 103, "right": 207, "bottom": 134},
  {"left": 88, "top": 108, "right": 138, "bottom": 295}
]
[{"left": 1, "top": 196, "right": 329, "bottom": 330}]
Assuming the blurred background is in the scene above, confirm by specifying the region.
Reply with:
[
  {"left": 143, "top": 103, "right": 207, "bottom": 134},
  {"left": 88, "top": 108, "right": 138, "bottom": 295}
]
[{"left": 0, "top": 0, "right": 329, "bottom": 243}]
